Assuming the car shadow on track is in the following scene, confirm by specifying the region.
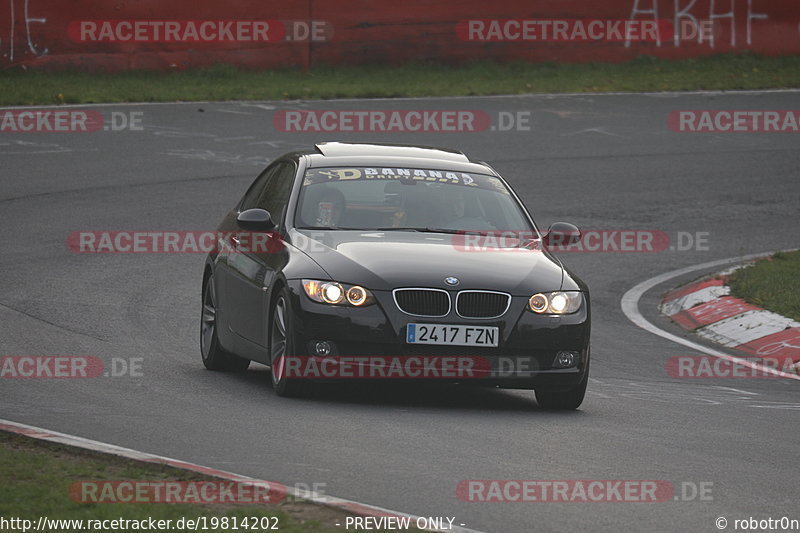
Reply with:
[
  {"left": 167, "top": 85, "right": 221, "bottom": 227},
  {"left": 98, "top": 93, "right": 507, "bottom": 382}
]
[{"left": 217, "top": 367, "right": 587, "bottom": 414}]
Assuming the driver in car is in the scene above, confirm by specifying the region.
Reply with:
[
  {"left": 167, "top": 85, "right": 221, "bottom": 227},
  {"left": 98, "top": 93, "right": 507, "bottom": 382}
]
[
  {"left": 314, "top": 187, "right": 346, "bottom": 227},
  {"left": 439, "top": 189, "right": 492, "bottom": 230}
]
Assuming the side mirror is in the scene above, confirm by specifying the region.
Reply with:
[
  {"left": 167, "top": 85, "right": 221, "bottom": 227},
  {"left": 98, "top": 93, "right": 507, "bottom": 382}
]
[
  {"left": 544, "top": 222, "right": 580, "bottom": 248},
  {"left": 237, "top": 208, "right": 275, "bottom": 230}
]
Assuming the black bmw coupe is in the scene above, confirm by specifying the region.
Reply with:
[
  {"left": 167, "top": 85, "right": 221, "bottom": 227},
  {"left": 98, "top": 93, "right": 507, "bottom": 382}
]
[{"left": 201, "top": 142, "right": 590, "bottom": 409}]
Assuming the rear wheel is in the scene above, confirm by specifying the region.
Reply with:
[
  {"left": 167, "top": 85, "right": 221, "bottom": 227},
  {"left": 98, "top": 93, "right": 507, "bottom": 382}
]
[
  {"left": 200, "top": 274, "right": 250, "bottom": 372},
  {"left": 269, "top": 288, "right": 309, "bottom": 397}
]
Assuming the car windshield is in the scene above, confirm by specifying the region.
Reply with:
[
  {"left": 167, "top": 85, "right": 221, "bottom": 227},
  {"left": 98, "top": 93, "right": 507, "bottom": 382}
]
[{"left": 295, "top": 166, "right": 535, "bottom": 234}]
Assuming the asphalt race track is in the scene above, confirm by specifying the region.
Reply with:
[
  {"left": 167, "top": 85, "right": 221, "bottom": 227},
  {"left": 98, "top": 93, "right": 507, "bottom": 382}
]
[{"left": 2, "top": 91, "right": 799, "bottom": 533}]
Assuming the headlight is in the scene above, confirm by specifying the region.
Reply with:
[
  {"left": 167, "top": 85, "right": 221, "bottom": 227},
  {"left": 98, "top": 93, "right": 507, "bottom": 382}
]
[
  {"left": 321, "top": 282, "right": 344, "bottom": 304},
  {"left": 302, "top": 279, "right": 375, "bottom": 307},
  {"left": 527, "top": 291, "right": 583, "bottom": 314},
  {"left": 346, "top": 286, "right": 369, "bottom": 306}
]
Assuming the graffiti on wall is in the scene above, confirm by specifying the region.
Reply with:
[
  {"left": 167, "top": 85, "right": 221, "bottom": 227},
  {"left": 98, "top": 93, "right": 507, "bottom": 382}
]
[
  {"left": 1, "top": 0, "right": 48, "bottom": 61},
  {"left": 626, "top": 0, "right": 770, "bottom": 47}
]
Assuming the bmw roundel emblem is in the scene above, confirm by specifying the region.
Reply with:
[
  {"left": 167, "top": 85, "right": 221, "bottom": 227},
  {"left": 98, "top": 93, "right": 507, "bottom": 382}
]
[{"left": 444, "top": 277, "right": 460, "bottom": 286}]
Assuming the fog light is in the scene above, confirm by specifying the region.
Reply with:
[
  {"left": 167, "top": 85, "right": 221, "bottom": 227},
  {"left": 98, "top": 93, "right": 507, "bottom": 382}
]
[
  {"left": 315, "top": 341, "right": 332, "bottom": 356},
  {"left": 554, "top": 351, "right": 579, "bottom": 369}
]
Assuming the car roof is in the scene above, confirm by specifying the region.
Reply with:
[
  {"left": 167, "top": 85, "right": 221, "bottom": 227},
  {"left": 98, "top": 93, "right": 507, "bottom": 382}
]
[
  {"left": 298, "top": 142, "right": 498, "bottom": 175},
  {"left": 315, "top": 142, "right": 469, "bottom": 161}
]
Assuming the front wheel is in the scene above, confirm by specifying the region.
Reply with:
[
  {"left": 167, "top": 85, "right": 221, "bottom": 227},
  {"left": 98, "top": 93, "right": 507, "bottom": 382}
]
[
  {"left": 269, "top": 288, "right": 309, "bottom": 397},
  {"left": 535, "top": 375, "right": 587, "bottom": 410},
  {"left": 200, "top": 273, "right": 250, "bottom": 372}
]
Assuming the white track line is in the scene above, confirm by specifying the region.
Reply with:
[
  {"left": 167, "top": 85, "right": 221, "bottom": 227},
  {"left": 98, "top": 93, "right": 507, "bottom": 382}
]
[
  {"left": 620, "top": 251, "right": 800, "bottom": 381},
  {"left": 0, "top": 419, "right": 484, "bottom": 533}
]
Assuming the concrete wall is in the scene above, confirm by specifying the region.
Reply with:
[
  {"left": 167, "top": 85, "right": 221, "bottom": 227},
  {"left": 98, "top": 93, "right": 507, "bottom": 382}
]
[{"left": 2, "top": 0, "right": 798, "bottom": 71}]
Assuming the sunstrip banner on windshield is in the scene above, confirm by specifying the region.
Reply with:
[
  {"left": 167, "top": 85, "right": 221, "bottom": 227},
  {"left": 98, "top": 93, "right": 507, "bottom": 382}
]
[{"left": 303, "top": 167, "right": 509, "bottom": 193}]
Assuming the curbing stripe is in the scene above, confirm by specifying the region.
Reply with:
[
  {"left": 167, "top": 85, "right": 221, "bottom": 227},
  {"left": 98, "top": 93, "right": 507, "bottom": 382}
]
[
  {"left": 662, "top": 278, "right": 724, "bottom": 304},
  {"left": 735, "top": 327, "right": 800, "bottom": 364},
  {"left": 656, "top": 256, "right": 800, "bottom": 358},
  {"left": 669, "top": 296, "right": 759, "bottom": 330},
  {"left": 621, "top": 251, "right": 800, "bottom": 381},
  {"left": 0, "top": 419, "right": 484, "bottom": 533},
  {"left": 659, "top": 284, "right": 730, "bottom": 316},
  {"left": 696, "top": 310, "right": 800, "bottom": 347}
]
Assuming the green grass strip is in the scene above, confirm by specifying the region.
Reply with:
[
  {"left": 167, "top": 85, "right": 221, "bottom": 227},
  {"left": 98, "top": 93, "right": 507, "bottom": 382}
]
[
  {"left": 728, "top": 250, "right": 800, "bottom": 322},
  {"left": 1, "top": 53, "right": 799, "bottom": 105},
  {"left": 0, "top": 431, "right": 405, "bottom": 532}
]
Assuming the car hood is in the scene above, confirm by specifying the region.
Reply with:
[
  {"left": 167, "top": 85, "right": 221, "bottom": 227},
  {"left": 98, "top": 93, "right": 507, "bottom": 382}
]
[{"left": 291, "top": 229, "right": 565, "bottom": 295}]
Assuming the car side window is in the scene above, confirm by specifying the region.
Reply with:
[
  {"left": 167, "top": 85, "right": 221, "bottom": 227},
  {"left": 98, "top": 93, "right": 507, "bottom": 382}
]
[
  {"left": 240, "top": 162, "right": 281, "bottom": 211},
  {"left": 253, "top": 161, "right": 297, "bottom": 227}
]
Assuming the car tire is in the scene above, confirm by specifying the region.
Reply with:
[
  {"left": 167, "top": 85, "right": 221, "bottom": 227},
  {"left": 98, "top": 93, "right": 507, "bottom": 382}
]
[
  {"left": 269, "top": 288, "right": 309, "bottom": 397},
  {"left": 200, "top": 273, "right": 250, "bottom": 372},
  {"left": 535, "top": 355, "right": 589, "bottom": 410},
  {"left": 535, "top": 377, "right": 587, "bottom": 410}
]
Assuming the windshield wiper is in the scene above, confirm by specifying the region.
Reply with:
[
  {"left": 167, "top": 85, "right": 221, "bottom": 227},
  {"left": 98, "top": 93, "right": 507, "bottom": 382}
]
[
  {"left": 295, "top": 226, "right": 368, "bottom": 231},
  {"left": 372, "top": 227, "right": 466, "bottom": 234},
  {"left": 298, "top": 226, "right": 469, "bottom": 234},
  {"left": 423, "top": 227, "right": 465, "bottom": 234}
]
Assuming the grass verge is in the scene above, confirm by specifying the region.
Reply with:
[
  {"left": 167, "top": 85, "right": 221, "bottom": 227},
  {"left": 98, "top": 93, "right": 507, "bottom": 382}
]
[
  {"left": 0, "top": 430, "right": 407, "bottom": 533},
  {"left": 728, "top": 250, "right": 800, "bottom": 321},
  {"left": 1, "top": 53, "right": 799, "bottom": 105}
]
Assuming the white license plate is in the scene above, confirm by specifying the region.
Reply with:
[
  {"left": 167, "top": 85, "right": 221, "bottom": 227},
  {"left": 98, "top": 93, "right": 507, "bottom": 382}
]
[{"left": 406, "top": 324, "right": 499, "bottom": 347}]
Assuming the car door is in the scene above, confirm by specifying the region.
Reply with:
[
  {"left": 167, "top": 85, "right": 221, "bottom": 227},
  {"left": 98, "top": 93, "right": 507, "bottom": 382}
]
[
  {"left": 214, "top": 163, "right": 278, "bottom": 351},
  {"left": 214, "top": 161, "right": 278, "bottom": 345},
  {"left": 225, "top": 159, "right": 298, "bottom": 350}
]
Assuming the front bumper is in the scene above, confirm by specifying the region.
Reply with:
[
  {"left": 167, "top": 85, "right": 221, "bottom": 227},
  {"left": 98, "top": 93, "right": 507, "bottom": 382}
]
[{"left": 285, "top": 280, "right": 590, "bottom": 391}]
